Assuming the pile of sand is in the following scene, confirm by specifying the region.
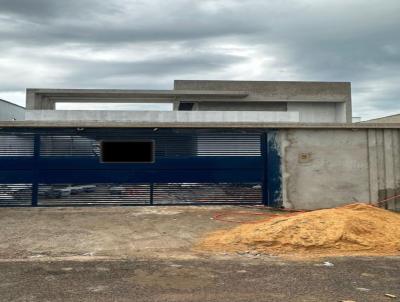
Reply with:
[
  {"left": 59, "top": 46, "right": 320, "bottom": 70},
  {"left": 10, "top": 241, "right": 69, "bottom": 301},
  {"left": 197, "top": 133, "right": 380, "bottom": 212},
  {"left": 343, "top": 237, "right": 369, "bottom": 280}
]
[{"left": 197, "top": 203, "right": 400, "bottom": 258}]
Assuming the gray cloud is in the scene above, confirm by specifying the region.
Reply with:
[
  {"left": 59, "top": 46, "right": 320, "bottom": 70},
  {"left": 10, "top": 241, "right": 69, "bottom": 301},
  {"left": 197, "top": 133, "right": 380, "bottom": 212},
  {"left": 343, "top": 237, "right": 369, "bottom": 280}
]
[
  {"left": 62, "top": 53, "right": 245, "bottom": 77},
  {"left": 0, "top": 0, "right": 110, "bottom": 19},
  {"left": 0, "top": 0, "right": 399, "bottom": 119},
  {"left": 0, "top": 0, "right": 263, "bottom": 46}
]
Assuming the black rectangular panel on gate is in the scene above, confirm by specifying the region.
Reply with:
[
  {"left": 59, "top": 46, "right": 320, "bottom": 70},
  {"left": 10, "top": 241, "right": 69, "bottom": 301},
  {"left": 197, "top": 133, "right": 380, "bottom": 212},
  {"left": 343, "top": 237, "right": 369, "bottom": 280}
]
[{"left": 100, "top": 141, "right": 154, "bottom": 163}]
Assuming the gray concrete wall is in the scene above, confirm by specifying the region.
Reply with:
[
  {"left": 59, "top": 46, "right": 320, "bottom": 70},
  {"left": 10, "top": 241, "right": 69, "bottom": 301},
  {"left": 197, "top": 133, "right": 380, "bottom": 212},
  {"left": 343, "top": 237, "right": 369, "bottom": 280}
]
[
  {"left": 26, "top": 81, "right": 351, "bottom": 124},
  {"left": 286, "top": 102, "right": 338, "bottom": 123},
  {"left": 366, "top": 129, "right": 400, "bottom": 210},
  {"left": 186, "top": 101, "right": 344, "bottom": 123},
  {"left": 335, "top": 102, "right": 347, "bottom": 123},
  {"left": 25, "top": 88, "right": 248, "bottom": 110},
  {"left": 196, "top": 101, "right": 287, "bottom": 111},
  {"left": 175, "top": 80, "right": 352, "bottom": 122},
  {"left": 0, "top": 100, "right": 25, "bottom": 121},
  {"left": 281, "top": 128, "right": 400, "bottom": 210},
  {"left": 174, "top": 80, "right": 351, "bottom": 102},
  {"left": 25, "top": 110, "right": 300, "bottom": 123}
]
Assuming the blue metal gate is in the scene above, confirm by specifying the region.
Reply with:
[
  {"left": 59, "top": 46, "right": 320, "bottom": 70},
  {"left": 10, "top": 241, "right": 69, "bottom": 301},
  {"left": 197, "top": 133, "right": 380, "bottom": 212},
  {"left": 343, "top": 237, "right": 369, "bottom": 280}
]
[{"left": 0, "top": 128, "right": 281, "bottom": 207}]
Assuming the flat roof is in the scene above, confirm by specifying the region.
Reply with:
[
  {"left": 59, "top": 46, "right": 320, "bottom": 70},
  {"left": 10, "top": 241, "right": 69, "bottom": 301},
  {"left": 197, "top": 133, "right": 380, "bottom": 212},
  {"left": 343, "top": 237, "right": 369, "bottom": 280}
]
[
  {"left": 27, "top": 89, "right": 249, "bottom": 103},
  {"left": 26, "top": 88, "right": 348, "bottom": 103}
]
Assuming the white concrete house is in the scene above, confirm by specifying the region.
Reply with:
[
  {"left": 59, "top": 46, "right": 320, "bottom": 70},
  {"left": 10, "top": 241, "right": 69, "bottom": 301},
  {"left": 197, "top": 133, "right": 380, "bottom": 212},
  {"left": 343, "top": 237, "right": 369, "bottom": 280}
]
[{"left": 24, "top": 80, "right": 352, "bottom": 124}]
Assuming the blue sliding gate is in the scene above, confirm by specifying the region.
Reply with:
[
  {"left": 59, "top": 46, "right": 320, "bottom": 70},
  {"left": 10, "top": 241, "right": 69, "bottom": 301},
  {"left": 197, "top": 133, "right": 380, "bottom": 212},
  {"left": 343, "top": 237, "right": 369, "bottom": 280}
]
[{"left": 0, "top": 128, "right": 281, "bottom": 207}]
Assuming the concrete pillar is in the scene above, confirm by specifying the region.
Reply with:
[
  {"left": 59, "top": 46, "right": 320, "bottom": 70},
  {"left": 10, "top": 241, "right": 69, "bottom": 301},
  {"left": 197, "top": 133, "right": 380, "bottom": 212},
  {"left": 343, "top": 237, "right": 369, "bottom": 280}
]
[{"left": 26, "top": 91, "right": 56, "bottom": 110}]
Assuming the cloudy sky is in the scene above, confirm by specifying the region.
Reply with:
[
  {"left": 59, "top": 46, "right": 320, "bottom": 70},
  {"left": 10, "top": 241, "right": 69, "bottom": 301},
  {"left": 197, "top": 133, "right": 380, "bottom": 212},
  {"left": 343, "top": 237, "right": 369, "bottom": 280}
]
[{"left": 0, "top": 0, "right": 399, "bottom": 119}]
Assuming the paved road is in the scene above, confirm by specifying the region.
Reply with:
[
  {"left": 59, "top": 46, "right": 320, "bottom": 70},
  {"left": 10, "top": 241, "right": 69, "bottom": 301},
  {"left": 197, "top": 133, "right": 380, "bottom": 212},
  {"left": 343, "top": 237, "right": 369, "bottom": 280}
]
[{"left": 0, "top": 257, "right": 399, "bottom": 302}]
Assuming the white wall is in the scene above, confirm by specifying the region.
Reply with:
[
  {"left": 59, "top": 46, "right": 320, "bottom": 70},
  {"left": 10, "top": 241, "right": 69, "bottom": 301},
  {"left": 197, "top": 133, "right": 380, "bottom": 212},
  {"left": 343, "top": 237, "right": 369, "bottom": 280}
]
[{"left": 287, "top": 102, "right": 343, "bottom": 123}]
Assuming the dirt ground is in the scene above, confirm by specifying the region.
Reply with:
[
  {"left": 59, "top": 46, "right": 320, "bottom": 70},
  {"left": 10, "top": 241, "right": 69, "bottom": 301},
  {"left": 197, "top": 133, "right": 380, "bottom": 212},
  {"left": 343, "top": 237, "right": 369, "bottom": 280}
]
[
  {"left": 0, "top": 206, "right": 399, "bottom": 302},
  {"left": 0, "top": 206, "right": 236, "bottom": 260}
]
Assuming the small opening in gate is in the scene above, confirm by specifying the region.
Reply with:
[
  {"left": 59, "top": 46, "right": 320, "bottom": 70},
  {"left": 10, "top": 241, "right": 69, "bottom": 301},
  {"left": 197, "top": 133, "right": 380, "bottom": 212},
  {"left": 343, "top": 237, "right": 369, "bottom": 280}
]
[{"left": 100, "top": 141, "right": 154, "bottom": 163}]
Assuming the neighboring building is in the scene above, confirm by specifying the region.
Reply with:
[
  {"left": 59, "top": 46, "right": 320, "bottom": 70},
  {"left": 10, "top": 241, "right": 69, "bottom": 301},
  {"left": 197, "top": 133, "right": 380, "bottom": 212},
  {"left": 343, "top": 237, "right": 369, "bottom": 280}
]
[
  {"left": 363, "top": 113, "right": 400, "bottom": 123},
  {"left": 25, "top": 80, "right": 352, "bottom": 123},
  {"left": 0, "top": 99, "right": 25, "bottom": 121}
]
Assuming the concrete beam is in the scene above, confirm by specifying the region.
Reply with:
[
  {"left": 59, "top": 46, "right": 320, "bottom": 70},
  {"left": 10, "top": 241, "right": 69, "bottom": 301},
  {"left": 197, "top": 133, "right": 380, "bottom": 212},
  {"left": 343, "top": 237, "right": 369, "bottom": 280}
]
[
  {"left": 25, "top": 89, "right": 249, "bottom": 109},
  {"left": 26, "top": 84, "right": 350, "bottom": 110},
  {"left": 1, "top": 121, "right": 400, "bottom": 129},
  {"left": 174, "top": 80, "right": 351, "bottom": 102},
  {"left": 25, "top": 110, "right": 300, "bottom": 124}
]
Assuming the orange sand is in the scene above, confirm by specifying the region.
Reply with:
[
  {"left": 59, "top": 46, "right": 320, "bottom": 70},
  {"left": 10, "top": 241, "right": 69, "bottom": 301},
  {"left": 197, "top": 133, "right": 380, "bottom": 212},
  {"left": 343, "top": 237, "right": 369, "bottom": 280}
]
[{"left": 197, "top": 204, "right": 400, "bottom": 258}]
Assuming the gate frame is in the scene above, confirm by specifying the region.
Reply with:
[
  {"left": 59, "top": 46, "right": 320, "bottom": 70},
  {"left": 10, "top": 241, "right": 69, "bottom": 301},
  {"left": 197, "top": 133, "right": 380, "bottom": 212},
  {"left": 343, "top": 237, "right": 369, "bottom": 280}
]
[{"left": 0, "top": 127, "right": 282, "bottom": 207}]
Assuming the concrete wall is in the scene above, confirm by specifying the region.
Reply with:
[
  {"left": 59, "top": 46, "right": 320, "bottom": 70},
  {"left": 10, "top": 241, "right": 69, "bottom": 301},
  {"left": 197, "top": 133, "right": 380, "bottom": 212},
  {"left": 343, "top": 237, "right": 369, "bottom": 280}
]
[
  {"left": 366, "top": 129, "right": 400, "bottom": 210},
  {"left": 174, "top": 80, "right": 351, "bottom": 102},
  {"left": 175, "top": 80, "right": 352, "bottom": 123},
  {"left": 0, "top": 100, "right": 25, "bottom": 121},
  {"left": 25, "top": 110, "right": 300, "bottom": 123},
  {"left": 26, "top": 81, "right": 352, "bottom": 124},
  {"left": 286, "top": 102, "right": 338, "bottom": 123},
  {"left": 195, "top": 101, "right": 345, "bottom": 123},
  {"left": 280, "top": 128, "right": 400, "bottom": 210},
  {"left": 196, "top": 101, "right": 287, "bottom": 111}
]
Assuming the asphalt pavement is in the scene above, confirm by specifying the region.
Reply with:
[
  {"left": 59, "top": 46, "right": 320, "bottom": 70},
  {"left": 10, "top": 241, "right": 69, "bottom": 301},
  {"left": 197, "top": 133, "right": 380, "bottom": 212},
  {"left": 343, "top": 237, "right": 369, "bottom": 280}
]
[{"left": 0, "top": 257, "right": 399, "bottom": 302}]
